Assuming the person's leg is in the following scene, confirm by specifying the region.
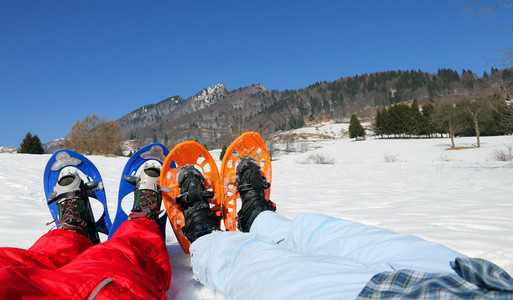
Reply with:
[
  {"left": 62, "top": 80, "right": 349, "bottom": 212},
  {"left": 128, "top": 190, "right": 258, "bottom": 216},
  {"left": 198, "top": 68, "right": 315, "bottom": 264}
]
[
  {"left": 0, "top": 218, "right": 170, "bottom": 299},
  {"left": 63, "top": 165, "right": 172, "bottom": 299},
  {"left": 62, "top": 218, "right": 171, "bottom": 299},
  {"left": 0, "top": 228, "right": 92, "bottom": 270},
  {"left": 0, "top": 163, "right": 172, "bottom": 299},
  {"left": 237, "top": 153, "right": 462, "bottom": 274},
  {"left": 179, "top": 158, "right": 374, "bottom": 298},
  {"left": 249, "top": 210, "right": 292, "bottom": 243},
  {"left": 190, "top": 230, "right": 378, "bottom": 299},
  {"left": 271, "top": 212, "right": 464, "bottom": 273},
  {"left": 0, "top": 228, "right": 96, "bottom": 298},
  {"left": 0, "top": 171, "right": 108, "bottom": 271}
]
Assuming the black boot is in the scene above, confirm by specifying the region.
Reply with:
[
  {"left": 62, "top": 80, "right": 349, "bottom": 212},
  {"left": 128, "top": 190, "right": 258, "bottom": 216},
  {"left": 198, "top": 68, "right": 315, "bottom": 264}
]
[
  {"left": 176, "top": 165, "right": 221, "bottom": 242},
  {"left": 49, "top": 173, "right": 100, "bottom": 244},
  {"left": 236, "top": 156, "right": 276, "bottom": 232}
]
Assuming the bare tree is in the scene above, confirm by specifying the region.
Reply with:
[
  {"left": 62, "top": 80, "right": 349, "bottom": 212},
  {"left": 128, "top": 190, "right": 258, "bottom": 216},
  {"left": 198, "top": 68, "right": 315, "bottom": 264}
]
[
  {"left": 92, "top": 120, "right": 123, "bottom": 156},
  {"left": 229, "top": 110, "right": 246, "bottom": 136},
  {"left": 282, "top": 133, "right": 295, "bottom": 152},
  {"left": 432, "top": 97, "right": 466, "bottom": 148},
  {"left": 61, "top": 114, "right": 123, "bottom": 155},
  {"left": 460, "top": 96, "right": 491, "bottom": 147},
  {"left": 265, "top": 137, "right": 278, "bottom": 160},
  {"left": 462, "top": 0, "right": 513, "bottom": 66},
  {"left": 61, "top": 114, "right": 103, "bottom": 154}
]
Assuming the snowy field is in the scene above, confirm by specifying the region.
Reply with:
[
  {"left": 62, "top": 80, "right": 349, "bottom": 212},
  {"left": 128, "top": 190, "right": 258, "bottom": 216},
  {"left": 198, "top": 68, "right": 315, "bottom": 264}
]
[{"left": 1, "top": 133, "right": 513, "bottom": 299}]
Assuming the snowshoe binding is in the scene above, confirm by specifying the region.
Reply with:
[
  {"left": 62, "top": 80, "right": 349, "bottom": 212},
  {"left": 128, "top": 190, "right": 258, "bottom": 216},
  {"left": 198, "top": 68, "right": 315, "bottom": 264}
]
[
  {"left": 176, "top": 165, "right": 221, "bottom": 242},
  {"left": 48, "top": 173, "right": 100, "bottom": 244},
  {"left": 129, "top": 167, "right": 163, "bottom": 222},
  {"left": 236, "top": 156, "right": 276, "bottom": 232}
]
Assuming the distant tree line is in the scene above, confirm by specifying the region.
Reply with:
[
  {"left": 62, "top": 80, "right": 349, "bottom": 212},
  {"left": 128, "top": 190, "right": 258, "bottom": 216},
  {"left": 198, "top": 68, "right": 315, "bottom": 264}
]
[
  {"left": 374, "top": 93, "right": 513, "bottom": 148},
  {"left": 249, "top": 68, "right": 497, "bottom": 136},
  {"left": 374, "top": 102, "right": 434, "bottom": 138}
]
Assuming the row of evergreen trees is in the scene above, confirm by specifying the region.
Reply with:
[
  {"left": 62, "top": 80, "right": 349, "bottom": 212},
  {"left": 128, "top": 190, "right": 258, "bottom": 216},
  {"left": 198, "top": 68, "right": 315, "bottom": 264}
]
[
  {"left": 374, "top": 102, "right": 434, "bottom": 137},
  {"left": 374, "top": 99, "right": 509, "bottom": 140}
]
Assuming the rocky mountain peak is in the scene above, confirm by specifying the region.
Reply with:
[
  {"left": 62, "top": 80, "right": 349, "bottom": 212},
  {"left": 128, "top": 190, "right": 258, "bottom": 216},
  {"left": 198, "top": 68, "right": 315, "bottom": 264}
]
[
  {"left": 163, "top": 95, "right": 185, "bottom": 104},
  {"left": 190, "top": 84, "right": 228, "bottom": 109},
  {"left": 247, "top": 83, "right": 267, "bottom": 93},
  {"left": 252, "top": 83, "right": 267, "bottom": 92}
]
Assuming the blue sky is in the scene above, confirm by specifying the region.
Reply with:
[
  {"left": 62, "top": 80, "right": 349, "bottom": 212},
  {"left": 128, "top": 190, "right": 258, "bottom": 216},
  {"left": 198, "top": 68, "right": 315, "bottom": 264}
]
[{"left": 0, "top": 0, "right": 511, "bottom": 146}]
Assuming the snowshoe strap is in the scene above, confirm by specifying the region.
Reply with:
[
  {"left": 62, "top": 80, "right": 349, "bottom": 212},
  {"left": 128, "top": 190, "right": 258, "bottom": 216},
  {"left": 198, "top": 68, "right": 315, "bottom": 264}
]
[
  {"left": 124, "top": 175, "right": 138, "bottom": 184},
  {"left": 48, "top": 190, "right": 85, "bottom": 205},
  {"left": 237, "top": 197, "right": 276, "bottom": 232},
  {"left": 176, "top": 190, "right": 214, "bottom": 206},
  {"left": 238, "top": 178, "right": 270, "bottom": 193},
  {"left": 48, "top": 181, "right": 100, "bottom": 205},
  {"left": 182, "top": 207, "right": 221, "bottom": 241}
]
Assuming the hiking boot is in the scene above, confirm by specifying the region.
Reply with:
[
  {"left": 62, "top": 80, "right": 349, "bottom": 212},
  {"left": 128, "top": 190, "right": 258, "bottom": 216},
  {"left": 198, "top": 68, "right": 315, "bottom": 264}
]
[
  {"left": 236, "top": 156, "right": 276, "bottom": 232},
  {"left": 129, "top": 167, "right": 162, "bottom": 222},
  {"left": 176, "top": 165, "right": 221, "bottom": 242},
  {"left": 50, "top": 173, "right": 100, "bottom": 244}
]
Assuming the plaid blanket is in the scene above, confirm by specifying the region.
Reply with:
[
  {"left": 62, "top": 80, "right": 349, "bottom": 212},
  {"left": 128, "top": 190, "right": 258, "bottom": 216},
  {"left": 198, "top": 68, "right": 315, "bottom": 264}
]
[{"left": 357, "top": 257, "right": 513, "bottom": 299}]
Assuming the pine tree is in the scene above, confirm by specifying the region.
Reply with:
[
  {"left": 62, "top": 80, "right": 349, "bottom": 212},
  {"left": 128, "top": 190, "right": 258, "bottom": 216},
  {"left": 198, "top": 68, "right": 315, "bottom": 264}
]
[
  {"left": 219, "top": 145, "right": 227, "bottom": 161},
  {"left": 409, "top": 101, "right": 423, "bottom": 136},
  {"left": 19, "top": 132, "right": 44, "bottom": 154},
  {"left": 420, "top": 103, "right": 435, "bottom": 136},
  {"left": 388, "top": 104, "right": 411, "bottom": 136},
  {"left": 349, "top": 114, "right": 366, "bottom": 140},
  {"left": 381, "top": 108, "right": 391, "bottom": 136},
  {"left": 374, "top": 109, "right": 383, "bottom": 136}
]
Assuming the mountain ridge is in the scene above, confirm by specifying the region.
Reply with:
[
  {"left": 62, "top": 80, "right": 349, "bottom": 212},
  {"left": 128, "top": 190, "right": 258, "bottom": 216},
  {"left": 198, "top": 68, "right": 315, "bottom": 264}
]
[{"left": 118, "top": 68, "right": 512, "bottom": 149}]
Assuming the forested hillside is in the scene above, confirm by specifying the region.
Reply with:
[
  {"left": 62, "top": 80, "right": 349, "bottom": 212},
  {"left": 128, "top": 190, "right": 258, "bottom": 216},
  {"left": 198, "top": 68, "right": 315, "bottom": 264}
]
[{"left": 119, "top": 68, "right": 512, "bottom": 149}]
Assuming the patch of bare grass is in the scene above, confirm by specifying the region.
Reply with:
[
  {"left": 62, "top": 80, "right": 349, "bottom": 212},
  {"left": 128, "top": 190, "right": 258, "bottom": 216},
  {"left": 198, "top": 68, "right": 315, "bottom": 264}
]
[
  {"left": 300, "top": 153, "right": 336, "bottom": 164},
  {"left": 296, "top": 132, "right": 333, "bottom": 140},
  {"left": 440, "top": 153, "right": 454, "bottom": 162},
  {"left": 383, "top": 153, "right": 399, "bottom": 163},
  {"left": 446, "top": 146, "right": 474, "bottom": 151}
]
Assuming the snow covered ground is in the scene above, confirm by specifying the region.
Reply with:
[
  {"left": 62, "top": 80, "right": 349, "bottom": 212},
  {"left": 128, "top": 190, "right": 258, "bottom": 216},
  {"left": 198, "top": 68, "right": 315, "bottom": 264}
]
[{"left": 1, "top": 131, "right": 513, "bottom": 299}]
